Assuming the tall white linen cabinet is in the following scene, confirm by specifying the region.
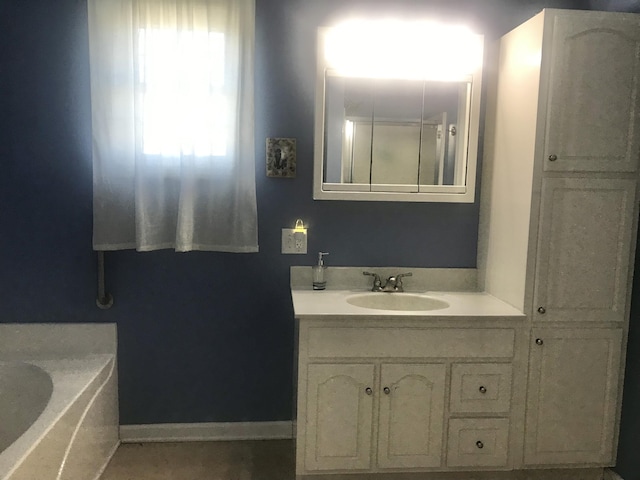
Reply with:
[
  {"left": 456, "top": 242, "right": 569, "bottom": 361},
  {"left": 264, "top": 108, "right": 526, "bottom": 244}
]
[{"left": 479, "top": 6, "right": 640, "bottom": 473}]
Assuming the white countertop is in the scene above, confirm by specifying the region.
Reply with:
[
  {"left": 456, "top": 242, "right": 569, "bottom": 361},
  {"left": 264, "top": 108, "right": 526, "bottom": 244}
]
[{"left": 291, "top": 289, "right": 525, "bottom": 318}]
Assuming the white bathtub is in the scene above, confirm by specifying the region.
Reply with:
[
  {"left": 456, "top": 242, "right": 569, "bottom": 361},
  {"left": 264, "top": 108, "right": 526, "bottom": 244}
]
[{"left": 0, "top": 355, "right": 119, "bottom": 480}]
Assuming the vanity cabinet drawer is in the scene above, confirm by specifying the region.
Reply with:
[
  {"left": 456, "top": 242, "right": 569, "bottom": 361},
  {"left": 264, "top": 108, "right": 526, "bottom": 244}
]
[
  {"left": 306, "top": 327, "right": 515, "bottom": 359},
  {"left": 447, "top": 418, "right": 510, "bottom": 467},
  {"left": 450, "top": 364, "right": 513, "bottom": 413}
]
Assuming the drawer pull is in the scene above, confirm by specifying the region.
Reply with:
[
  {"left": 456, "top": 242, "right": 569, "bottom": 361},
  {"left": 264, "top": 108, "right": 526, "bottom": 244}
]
[
  {"left": 537, "top": 306, "right": 546, "bottom": 314},
  {"left": 365, "top": 387, "right": 373, "bottom": 395},
  {"left": 536, "top": 338, "right": 544, "bottom": 345},
  {"left": 548, "top": 154, "right": 558, "bottom": 162},
  {"left": 479, "top": 386, "right": 487, "bottom": 394},
  {"left": 476, "top": 440, "right": 484, "bottom": 449},
  {"left": 383, "top": 386, "right": 391, "bottom": 395}
]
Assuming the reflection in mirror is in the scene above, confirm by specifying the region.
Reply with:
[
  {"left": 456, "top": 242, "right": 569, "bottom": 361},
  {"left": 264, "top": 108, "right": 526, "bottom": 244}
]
[
  {"left": 314, "top": 22, "right": 484, "bottom": 202},
  {"left": 324, "top": 76, "right": 470, "bottom": 191}
]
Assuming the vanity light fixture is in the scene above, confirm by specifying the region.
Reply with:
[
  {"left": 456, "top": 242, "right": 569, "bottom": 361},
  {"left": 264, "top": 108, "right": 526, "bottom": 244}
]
[{"left": 324, "top": 20, "right": 483, "bottom": 81}]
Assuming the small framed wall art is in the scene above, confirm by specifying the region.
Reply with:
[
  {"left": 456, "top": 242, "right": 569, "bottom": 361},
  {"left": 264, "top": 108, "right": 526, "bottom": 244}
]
[{"left": 266, "top": 137, "right": 296, "bottom": 178}]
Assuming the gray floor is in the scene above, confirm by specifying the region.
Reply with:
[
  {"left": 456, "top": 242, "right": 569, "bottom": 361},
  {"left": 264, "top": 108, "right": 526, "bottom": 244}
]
[
  {"left": 100, "top": 440, "right": 295, "bottom": 480},
  {"left": 101, "top": 442, "right": 613, "bottom": 480}
]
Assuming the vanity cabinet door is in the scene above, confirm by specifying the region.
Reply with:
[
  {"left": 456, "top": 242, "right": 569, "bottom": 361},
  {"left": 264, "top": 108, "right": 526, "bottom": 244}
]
[
  {"left": 377, "top": 363, "right": 446, "bottom": 469},
  {"left": 533, "top": 177, "right": 636, "bottom": 323},
  {"left": 304, "top": 364, "right": 375, "bottom": 471},
  {"left": 543, "top": 11, "right": 640, "bottom": 173},
  {"left": 524, "top": 328, "right": 622, "bottom": 466}
]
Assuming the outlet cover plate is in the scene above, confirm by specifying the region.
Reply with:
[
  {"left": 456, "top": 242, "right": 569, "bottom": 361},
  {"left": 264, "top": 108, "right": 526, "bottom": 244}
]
[{"left": 282, "top": 228, "right": 307, "bottom": 254}]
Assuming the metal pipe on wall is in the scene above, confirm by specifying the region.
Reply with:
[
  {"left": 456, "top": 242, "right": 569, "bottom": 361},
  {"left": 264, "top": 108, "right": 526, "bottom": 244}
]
[{"left": 96, "top": 250, "right": 114, "bottom": 309}]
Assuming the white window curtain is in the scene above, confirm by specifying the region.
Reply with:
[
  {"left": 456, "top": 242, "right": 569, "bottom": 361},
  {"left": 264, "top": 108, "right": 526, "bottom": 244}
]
[{"left": 88, "top": 0, "right": 258, "bottom": 252}]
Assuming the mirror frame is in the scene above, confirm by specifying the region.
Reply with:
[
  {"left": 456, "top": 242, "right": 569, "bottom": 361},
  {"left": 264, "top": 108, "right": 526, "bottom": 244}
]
[{"left": 313, "top": 26, "right": 484, "bottom": 203}]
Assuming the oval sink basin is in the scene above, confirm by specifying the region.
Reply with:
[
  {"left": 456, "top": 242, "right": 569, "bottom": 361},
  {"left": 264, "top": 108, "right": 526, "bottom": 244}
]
[{"left": 346, "top": 293, "right": 449, "bottom": 312}]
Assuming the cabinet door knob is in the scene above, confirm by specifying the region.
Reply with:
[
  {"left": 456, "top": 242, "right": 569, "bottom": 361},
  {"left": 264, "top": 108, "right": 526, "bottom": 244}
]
[
  {"left": 479, "top": 386, "right": 487, "bottom": 394},
  {"left": 536, "top": 338, "right": 544, "bottom": 345},
  {"left": 365, "top": 387, "right": 373, "bottom": 395},
  {"left": 383, "top": 386, "right": 391, "bottom": 395},
  {"left": 548, "top": 154, "right": 558, "bottom": 161},
  {"left": 476, "top": 441, "right": 484, "bottom": 449},
  {"left": 537, "top": 306, "right": 546, "bottom": 314}
]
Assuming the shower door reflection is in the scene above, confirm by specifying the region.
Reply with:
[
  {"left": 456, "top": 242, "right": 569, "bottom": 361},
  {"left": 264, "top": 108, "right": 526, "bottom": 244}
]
[{"left": 323, "top": 75, "right": 469, "bottom": 193}]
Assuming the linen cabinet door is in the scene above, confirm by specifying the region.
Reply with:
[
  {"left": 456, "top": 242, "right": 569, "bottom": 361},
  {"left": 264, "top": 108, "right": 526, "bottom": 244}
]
[
  {"left": 543, "top": 11, "right": 640, "bottom": 173},
  {"left": 524, "top": 328, "right": 622, "bottom": 466},
  {"left": 377, "top": 363, "right": 446, "bottom": 469},
  {"left": 533, "top": 177, "right": 636, "bottom": 323},
  {"left": 304, "top": 364, "right": 375, "bottom": 471}
]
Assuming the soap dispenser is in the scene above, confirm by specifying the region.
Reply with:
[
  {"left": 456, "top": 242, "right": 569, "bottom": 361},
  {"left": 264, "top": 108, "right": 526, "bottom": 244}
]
[{"left": 312, "top": 252, "right": 329, "bottom": 290}]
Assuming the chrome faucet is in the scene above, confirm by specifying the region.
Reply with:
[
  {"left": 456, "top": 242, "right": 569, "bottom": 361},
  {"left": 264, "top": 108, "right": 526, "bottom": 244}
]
[{"left": 363, "top": 272, "right": 412, "bottom": 292}]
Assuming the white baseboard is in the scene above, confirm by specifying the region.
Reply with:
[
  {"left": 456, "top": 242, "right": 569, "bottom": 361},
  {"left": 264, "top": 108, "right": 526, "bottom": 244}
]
[
  {"left": 119, "top": 421, "right": 294, "bottom": 443},
  {"left": 604, "top": 469, "right": 624, "bottom": 480}
]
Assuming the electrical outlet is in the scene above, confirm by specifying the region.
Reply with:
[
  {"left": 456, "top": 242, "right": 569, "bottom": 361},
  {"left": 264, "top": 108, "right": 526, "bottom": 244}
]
[{"left": 282, "top": 228, "right": 307, "bottom": 254}]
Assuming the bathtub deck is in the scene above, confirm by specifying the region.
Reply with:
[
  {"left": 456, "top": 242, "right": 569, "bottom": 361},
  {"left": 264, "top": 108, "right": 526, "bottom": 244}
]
[{"left": 100, "top": 440, "right": 294, "bottom": 480}]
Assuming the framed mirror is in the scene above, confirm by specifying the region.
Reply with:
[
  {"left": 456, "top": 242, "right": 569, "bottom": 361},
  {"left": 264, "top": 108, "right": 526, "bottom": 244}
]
[{"left": 313, "top": 23, "right": 484, "bottom": 202}]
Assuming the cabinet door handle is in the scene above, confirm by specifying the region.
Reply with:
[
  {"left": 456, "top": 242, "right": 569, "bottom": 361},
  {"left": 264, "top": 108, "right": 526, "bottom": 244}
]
[
  {"left": 383, "top": 387, "right": 391, "bottom": 395},
  {"left": 476, "top": 441, "right": 484, "bottom": 449},
  {"left": 537, "top": 306, "right": 546, "bottom": 314},
  {"left": 365, "top": 387, "right": 373, "bottom": 395},
  {"left": 479, "top": 386, "right": 487, "bottom": 394},
  {"left": 548, "top": 154, "right": 557, "bottom": 161},
  {"left": 536, "top": 338, "right": 544, "bottom": 345}
]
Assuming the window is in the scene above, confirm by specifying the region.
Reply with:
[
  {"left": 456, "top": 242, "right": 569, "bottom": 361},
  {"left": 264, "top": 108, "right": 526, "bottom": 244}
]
[
  {"left": 88, "top": 0, "right": 258, "bottom": 252},
  {"left": 138, "top": 29, "right": 227, "bottom": 157}
]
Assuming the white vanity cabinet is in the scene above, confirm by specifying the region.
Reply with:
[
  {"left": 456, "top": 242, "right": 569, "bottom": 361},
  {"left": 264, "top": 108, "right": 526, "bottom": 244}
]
[
  {"left": 294, "top": 321, "right": 522, "bottom": 476},
  {"left": 480, "top": 7, "right": 640, "bottom": 473}
]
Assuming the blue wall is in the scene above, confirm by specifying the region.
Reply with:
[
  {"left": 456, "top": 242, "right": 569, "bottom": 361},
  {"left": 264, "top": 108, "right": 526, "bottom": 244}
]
[{"left": 4, "top": 0, "right": 640, "bottom": 476}]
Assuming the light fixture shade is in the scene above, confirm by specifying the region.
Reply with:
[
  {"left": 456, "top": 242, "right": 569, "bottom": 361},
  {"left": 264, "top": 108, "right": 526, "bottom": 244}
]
[{"left": 324, "top": 20, "right": 483, "bottom": 81}]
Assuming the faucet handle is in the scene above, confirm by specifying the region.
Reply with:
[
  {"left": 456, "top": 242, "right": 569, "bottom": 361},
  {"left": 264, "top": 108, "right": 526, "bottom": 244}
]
[
  {"left": 363, "top": 271, "right": 382, "bottom": 291},
  {"left": 392, "top": 272, "right": 413, "bottom": 291}
]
